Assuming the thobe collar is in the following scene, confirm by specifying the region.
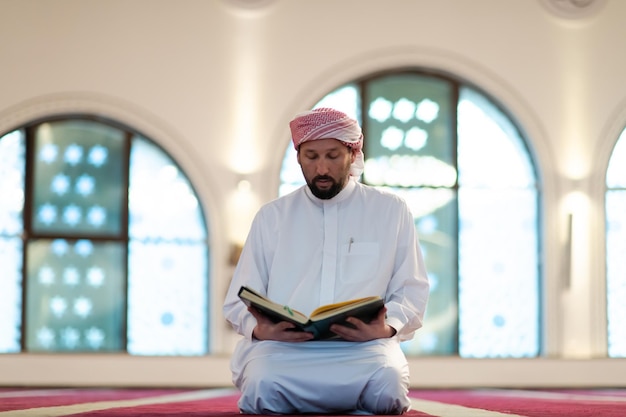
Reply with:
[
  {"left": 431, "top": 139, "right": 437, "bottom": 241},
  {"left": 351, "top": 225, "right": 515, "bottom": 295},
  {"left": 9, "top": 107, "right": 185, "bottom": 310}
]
[{"left": 304, "top": 177, "right": 357, "bottom": 206}]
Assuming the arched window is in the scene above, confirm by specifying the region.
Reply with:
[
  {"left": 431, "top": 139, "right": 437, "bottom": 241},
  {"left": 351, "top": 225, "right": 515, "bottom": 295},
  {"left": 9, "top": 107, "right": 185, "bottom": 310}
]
[
  {"left": 280, "top": 71, "right": 541, "bottom": 358},
  {"left": 0, "top": 116, "right": 209, "bottom": 356},
  {"left": 606, "top": 127, "right": 626, "bottom": 358}
]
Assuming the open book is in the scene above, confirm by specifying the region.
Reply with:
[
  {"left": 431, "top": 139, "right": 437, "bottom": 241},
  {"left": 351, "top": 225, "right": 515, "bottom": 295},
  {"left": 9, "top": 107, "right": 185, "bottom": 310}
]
[{"left": 238, "top": 286, "right": 384, "bottom": 341}]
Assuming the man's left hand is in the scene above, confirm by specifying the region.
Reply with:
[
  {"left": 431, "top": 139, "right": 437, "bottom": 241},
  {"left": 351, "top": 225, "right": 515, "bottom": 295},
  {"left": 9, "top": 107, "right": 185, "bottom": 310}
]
[{"left": 329, "top": 307, "right": 396, "bottom": 342}]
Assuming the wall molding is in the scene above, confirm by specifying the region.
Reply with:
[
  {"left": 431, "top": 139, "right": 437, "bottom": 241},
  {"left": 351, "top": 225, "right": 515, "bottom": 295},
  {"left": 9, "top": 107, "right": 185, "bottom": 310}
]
[
  {"left": 1, "top": 355, "right": 625, "bottom": 388},
  {"left": 539, "top": 0, "right": 607, "bottom": 20}
]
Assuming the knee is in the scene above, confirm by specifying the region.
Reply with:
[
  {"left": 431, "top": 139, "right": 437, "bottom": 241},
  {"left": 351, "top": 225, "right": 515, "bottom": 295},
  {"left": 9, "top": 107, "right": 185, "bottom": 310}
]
[
  {"left": 238, "top": 361, "right": 295, "bottom": 414},
  {"left": 360, "top": 366, "right": 410, "bottom": 415}
]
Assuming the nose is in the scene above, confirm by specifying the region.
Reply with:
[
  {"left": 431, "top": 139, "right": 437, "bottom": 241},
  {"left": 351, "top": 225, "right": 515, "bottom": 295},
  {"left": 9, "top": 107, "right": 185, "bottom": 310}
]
[{"left": 315, "top": 160, "right": 330, "bottom": 175}]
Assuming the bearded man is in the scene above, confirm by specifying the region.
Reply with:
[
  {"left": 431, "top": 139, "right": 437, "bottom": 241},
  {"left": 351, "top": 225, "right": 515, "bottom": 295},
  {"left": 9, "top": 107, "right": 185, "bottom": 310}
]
[{"left": 223, "top": 107, "right": 430, "bottom": 415}]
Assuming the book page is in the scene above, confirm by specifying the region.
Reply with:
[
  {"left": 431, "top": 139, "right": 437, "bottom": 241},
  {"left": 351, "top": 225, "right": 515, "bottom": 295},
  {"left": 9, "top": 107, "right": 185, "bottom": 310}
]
[
  {"left": 239, "top": 287, "right": 308, "bottom": 323},
  {"left": 309, "top": 296, "right": 381, "bottom": 319}
]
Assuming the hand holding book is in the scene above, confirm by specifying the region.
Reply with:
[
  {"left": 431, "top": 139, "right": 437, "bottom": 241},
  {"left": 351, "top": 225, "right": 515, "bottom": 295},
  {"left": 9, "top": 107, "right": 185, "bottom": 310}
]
[
  {"left": 248, "top": 306, "right": 316, "bottom": 342},
  {"left": 328, "top": 307, "right": 396, "bottom": 342},
  {"left": 238, "top": 286, "right": 386, "bottom": 341}
]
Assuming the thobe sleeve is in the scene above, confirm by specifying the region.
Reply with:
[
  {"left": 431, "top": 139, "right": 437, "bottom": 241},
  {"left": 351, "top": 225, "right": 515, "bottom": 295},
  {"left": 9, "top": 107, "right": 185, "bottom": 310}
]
[
  {"left": 383, "top": 201, "right": 430, "bottom": 342},
  {"left": 223, "top": 209, "right": 271, "bottom": 339}
]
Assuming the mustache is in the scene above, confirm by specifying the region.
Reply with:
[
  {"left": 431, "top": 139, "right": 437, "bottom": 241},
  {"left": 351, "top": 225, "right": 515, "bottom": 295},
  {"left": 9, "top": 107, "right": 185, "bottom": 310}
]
[{"left": 313, "top": 175, "right": 334, "bottom": 182}]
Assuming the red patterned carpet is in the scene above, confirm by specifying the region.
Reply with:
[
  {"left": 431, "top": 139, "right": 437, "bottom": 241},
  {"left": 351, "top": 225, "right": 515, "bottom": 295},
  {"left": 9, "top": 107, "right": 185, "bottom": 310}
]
[{"left": 1, "top": 387, "right": 626, "bottom": 416}]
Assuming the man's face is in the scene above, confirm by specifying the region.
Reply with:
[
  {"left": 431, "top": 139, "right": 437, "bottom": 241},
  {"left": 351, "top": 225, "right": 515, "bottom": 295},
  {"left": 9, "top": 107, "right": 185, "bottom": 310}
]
[{"left": 297, "top": 138, "right": 355, "bottom": 200}]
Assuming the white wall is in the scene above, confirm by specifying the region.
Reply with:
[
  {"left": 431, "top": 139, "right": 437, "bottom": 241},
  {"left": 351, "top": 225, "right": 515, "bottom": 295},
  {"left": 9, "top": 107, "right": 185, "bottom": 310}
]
[{"left": 1, "top": 0, "right": 626, "bottom": 387}]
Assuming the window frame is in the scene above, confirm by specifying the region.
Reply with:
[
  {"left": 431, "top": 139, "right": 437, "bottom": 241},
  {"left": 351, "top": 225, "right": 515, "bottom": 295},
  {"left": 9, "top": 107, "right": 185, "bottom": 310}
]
[
  {"left": 1, "top": 114, "right": 211, "bottom": 355},
  {"left": 279, "top": 68, "right": 543, "bottom": 358}
]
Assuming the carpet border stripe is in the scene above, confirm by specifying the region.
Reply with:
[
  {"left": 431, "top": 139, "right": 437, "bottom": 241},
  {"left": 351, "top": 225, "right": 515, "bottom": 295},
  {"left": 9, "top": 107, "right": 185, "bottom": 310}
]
[
  {"left": 409, "top": 397, "right": 528, "bottom": 417},
  {"left": 471, "top": 389, "right": 626, "bottom": 403},
  {"left": 0, "top": 388, "right": 238, "bottom": 417}
]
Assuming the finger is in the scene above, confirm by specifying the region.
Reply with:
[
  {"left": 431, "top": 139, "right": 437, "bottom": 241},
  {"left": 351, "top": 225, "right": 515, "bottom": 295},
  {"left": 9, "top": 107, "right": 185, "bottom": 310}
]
[
  {"left": 345, "top": 317, "right": 366, "bottom": 329},
  {"left": 366, "top": 307, "right": 385, "bottom": 324},
  {"left": 330, "top": 327, "right": 363, "bottom": 342},
  {"left": 282, "top": 332, "right": 315, "bottom": 342},
  {"left": 276, "top": 321, "right": 299, "bottom": 331},
  {"left": 275, "top": 327, "right": 314, "bottom": 341},
  {"left": 330, "top": 323, "right": 361, "bottom": 339},
  {"left": 248, "top": 307, "right": 271, "bottom": 323}
]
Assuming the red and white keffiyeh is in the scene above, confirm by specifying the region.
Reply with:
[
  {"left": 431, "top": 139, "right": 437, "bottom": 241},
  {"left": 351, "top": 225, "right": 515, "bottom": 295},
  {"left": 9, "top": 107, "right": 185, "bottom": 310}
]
[{"left": 289, "top": 107, "right": 364, "bottom": 178}]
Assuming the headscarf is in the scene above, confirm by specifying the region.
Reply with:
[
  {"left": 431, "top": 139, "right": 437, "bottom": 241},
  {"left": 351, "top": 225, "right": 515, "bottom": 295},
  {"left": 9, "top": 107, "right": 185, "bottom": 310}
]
[{"left": 289, "top": 107, "right": 364, "bottom": 178}]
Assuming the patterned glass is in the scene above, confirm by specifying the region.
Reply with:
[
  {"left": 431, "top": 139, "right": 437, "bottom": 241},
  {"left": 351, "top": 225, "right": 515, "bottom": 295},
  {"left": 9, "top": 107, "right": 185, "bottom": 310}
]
[
  {"left": 0, "top": 237, "right": 23, "bottom": 352},
  {"left": 127, "top": 137, "right": 209, "bottom": 355},
  {"left": 278, "top": 73, "right": 540, "bottom": 358},
  {"left": 458, "top": 188, "right": 539, "bottom": 357},
  {"left": 0, "top": 130, "right": 25, "bottom": 235},
  {"left": 1, "top": 118, "right": 210, "bottom": 356},
  {"left": 364, "top": 75, "right": 460, "bottom": 355},
  {"left": 0, "top": 130, "right": 25, "bottom": 353},
  {"left": 457, "top": 88, "right": 539, "bottom": 357},
  {"left": 606, "top": 128, "right": 626, "bottom": 358},
  {"left": 364, "top": 74, "right": 455, "bottom": 188},
  {"left": 32, "top": 121, "right": 126, "bottom": 236},
  {"left": 387, "top": 187, "right": 458, "bottom": 355},
  {"left": 457, "top": 88, "right": 536, "bottom": 188},
  {"left": 25, "top": 239, "right": 125, "bottom": 352},
  {"left": 127, "top": 241, "right": 208, "bottom": 355}
]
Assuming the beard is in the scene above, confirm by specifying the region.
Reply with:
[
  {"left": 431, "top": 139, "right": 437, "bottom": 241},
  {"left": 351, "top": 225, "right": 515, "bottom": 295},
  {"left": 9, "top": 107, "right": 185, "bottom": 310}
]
[{"left": 307, "top": 175, "right": 347, "bottom": 200}]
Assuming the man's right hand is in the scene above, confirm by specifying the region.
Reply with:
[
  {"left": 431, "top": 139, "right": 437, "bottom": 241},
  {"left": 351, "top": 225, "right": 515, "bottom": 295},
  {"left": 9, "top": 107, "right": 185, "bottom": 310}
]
[{"left": 248, "top": 307, "right": 315, "bottom": 342}]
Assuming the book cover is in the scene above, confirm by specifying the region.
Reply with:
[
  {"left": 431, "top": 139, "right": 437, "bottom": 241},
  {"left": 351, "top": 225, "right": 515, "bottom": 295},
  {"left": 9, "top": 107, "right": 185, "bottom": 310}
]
[{"left": 237, "top": 286, "right": 384, "bottom": 341}]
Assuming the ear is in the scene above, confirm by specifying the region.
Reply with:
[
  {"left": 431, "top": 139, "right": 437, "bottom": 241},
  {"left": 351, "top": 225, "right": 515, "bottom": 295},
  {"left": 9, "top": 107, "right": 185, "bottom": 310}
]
[
  {"left": 296, "top": 149, "right": 302, "bottom": 165},
  {"left": 350, "top": 148, "right": 357, "bottom": 163}
]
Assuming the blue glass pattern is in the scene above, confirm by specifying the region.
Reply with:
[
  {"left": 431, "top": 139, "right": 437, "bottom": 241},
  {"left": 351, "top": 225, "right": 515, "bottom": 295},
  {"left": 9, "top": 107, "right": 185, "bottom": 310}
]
[
  {"left": 606, "top": 128, "right": 626, "bottom": 357},
  {"left": 32, "top": 121, "right": 125, "bottom": 235},
  {"left": 365, "top": 76, "right": 460, "bottom": 355},
  {"left": 388, "top": 187, "right": 458, "bottom": 356},
  {"left": 1, "top": 119, "right": 210, "bottom": 357},
  {"left": 127, "top": 137, "right": 209, "bottom": 355},
  {"left": 361, "top": 76, "right": 463, "bottom": 356},
  {"left": 458, "top": 88, "right": 536, "bottom": 188},
  {"left": 458, "top": 189, "right": 539, "bottom": 357},
  {"left": 127, "top": 240, "right": 208, "bottom": 355},
  {"left": 0, "top": 237, "right": 22, "bottom": 352},
  {"left": 0, "top": 130, "right": 25, "bottom": 235},
  {"left": 25, "top": 239, "right": 125, "bottom": 352},
  {"left": 128, "top": 137, "right": 206, "bottom": 241},
  {"left": 365, "top": 75, "right": 455, "bottom": 187},
  {"left": 606, "top": 191, "right": 626, "bottom": 357},
  {"left": 457, "top": 88, "right": 539, "bottom": 358},
  {"left": 0, "top": 130, "right": 25, "bottom": 353}
]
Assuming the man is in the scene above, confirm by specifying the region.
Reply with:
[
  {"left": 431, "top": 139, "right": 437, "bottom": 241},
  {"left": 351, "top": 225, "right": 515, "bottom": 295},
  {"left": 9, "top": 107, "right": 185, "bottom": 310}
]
[{"left": 223, "top": 107, "right": 429, "bottom": 414}]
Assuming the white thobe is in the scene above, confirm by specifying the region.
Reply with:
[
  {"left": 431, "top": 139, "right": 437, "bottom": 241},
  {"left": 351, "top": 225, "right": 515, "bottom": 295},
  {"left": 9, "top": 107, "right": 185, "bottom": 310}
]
[{"left": 223, "top": 178, "right": 430, "bottom": 414}]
